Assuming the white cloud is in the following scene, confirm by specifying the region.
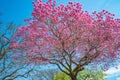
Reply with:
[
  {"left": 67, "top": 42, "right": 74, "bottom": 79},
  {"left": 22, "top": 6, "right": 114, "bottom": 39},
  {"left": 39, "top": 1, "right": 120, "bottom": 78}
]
[{"left": 104, "top": 65, "right": 120, "bottom": 75}]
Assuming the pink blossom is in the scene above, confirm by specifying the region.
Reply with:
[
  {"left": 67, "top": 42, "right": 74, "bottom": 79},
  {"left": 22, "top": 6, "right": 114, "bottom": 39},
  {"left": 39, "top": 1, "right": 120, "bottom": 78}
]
[{"left": 10, "top": 43, "right": 19, "bottom": 48}]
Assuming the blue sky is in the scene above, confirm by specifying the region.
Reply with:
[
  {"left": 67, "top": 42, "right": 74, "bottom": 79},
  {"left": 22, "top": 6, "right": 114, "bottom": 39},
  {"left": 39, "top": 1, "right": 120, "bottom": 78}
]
[
  {"left": 0, "top": 0, "right": 33, "bottom": 24},
  {"left": 0, "top": 0, "right": 120, "bottom": 24}
]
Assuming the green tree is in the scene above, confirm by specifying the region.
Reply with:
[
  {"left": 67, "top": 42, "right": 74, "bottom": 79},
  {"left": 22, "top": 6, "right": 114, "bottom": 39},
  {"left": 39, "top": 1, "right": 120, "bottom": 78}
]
[
  {"left": 53, "top": 69, "right": 106, "bottom": 80},
  {"left": 53, "top": 71, "right": 70, "bottom": 80}
]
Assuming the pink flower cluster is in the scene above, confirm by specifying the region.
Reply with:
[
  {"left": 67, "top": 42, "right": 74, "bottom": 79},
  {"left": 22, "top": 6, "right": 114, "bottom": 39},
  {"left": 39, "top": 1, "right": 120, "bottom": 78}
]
[{"left": 10, "top": 43, "right": 19, "bottom": 48}]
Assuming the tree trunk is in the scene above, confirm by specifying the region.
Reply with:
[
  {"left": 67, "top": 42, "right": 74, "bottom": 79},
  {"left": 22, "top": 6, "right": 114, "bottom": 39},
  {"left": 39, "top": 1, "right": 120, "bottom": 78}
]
[{"left": 70, "top": 75, "right": 77, "bottom": 80}]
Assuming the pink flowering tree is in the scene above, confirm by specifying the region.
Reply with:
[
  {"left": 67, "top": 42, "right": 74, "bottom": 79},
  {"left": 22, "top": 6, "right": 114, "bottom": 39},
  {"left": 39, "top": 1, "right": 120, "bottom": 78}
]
[{"left": 11, "top": 0, "right": 120, "bottom": 80}]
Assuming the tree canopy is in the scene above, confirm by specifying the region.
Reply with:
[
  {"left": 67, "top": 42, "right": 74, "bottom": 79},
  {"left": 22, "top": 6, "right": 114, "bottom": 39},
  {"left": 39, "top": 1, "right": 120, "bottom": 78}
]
[{"left": 11, "top": 0, "right": 120, "bottom": 80}]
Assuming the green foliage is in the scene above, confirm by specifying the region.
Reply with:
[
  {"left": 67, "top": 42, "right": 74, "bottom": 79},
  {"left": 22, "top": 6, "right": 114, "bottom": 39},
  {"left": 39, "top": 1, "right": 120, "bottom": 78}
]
[
  {"left": 77, "top": 69, "right": 107, "bottom": 80},
  {"left": 53, "top": 69, "right": 106, "bottom": 80},
  {"left": 53, "top": 71, "right": 70, "bottom": 80}
]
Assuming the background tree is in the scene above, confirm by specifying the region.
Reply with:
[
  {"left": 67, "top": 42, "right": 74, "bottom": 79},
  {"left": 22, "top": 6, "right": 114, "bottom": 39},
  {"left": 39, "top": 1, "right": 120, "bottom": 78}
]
[
  {"left": 53, "top": 69, "right": 106, "bottom": 80},
  {"left": 0, "top": 21, "right": 33, "bottom": 80},
  {"left": 11, "top": 0, "right": 120, "bottom": 80},
  {"left": 30, "top": 68, "right": 58, "bottom": 80}
]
